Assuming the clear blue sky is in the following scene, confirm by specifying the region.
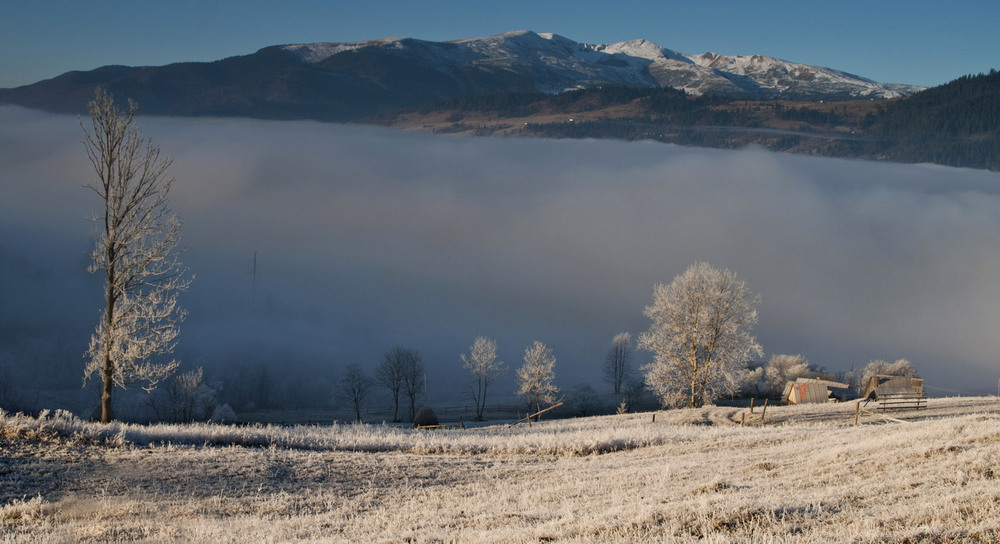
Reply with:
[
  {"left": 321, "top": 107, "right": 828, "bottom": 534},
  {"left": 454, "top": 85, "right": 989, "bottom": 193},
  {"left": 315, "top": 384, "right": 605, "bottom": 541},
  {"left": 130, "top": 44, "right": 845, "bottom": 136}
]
[{"left": 2, "top": 0, "right": 998, "bottom": 89}]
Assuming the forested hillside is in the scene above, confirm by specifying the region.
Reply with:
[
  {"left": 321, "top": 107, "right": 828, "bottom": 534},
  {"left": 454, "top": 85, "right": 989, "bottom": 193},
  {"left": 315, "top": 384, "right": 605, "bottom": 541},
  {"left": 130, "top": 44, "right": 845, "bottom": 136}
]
[
  {"left": 861, "top": 70, "right": 1000, "bottom": 169},
  {"left": 388, "top": 71, "right": 1000, "bottom": 171}
]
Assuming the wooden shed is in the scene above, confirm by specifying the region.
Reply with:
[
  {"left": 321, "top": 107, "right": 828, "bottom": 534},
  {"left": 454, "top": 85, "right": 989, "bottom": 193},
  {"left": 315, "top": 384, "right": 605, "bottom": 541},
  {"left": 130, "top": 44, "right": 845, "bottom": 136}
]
[
  {"left": 862, "top": 375, "right": 924, "bottom": 400},
  {"left": 782, "top": 378, "right": 850, "bottom": 405},
  {"left": 861, "top": 375, "right": 926, "bottom": 410}
]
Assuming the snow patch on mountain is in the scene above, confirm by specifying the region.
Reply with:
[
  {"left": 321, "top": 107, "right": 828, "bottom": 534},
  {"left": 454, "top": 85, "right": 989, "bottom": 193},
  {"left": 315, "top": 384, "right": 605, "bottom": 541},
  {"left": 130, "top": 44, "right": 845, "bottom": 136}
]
[
  {"left": 282, "top": 38, "right": 409, "bottom": 63},
  {"left": 278, "top": 31, "right": 924, "bottom": 98}
]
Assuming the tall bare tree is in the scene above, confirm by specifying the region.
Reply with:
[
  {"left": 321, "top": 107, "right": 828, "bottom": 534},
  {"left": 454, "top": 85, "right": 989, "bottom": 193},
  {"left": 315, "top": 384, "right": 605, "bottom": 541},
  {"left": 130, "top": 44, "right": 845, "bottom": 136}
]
[
  {"left": 375, "top": 344, "right": 407, "bottom": 422},
  {"left": 604, "top": 332, "right": 633, "bottom": 395},
  {"left": 376, "top": 344, "right": 424, "bottom": 422},
  {"left": 640, "top": 262, "right": 762, "bottom": 408},
  {"left": 516, "top": 341, "right": 559, "bottom": 420},
  {"left": 82, "top": 88, "right": 191, "bottom": 423},
  {"left": 461, "top": 336, "right": 505, "bottom": 421},
  {"left": 401, "top": 349, "right": 424, "bottom": 422},
  {"left": 339, "top": 363, "right": 372, "bottom": 423}
]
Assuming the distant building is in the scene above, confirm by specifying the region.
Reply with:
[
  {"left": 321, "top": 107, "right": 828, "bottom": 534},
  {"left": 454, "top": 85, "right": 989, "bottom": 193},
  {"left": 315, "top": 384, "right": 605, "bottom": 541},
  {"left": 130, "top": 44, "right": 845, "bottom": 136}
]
[
  {"left": 861, "top": 375, "right": 924, "bottom": 400},
  {"left": 782, "top": 378, "right": 850, "bottom": 405}
]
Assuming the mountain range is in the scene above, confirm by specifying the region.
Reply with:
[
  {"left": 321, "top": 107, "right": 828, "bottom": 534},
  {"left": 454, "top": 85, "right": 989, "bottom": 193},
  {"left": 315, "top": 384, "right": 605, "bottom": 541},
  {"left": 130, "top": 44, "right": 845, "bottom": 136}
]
[{"left": 0, "top": 30, "right": 924, "bottom": 121}]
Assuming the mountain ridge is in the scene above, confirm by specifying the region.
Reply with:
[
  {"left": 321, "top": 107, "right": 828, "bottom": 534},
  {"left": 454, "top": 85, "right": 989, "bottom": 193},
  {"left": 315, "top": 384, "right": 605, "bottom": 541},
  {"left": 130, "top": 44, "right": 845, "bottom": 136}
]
[{"left": 0, "top": 30, "right": 924, "bottom": 121}]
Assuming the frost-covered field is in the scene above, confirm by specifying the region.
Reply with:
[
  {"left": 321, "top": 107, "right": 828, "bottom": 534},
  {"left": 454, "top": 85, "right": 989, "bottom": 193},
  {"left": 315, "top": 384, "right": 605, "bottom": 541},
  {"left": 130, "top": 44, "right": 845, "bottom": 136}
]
[{"left": 2, "top": 397, "right": 999, "bottom": 542}]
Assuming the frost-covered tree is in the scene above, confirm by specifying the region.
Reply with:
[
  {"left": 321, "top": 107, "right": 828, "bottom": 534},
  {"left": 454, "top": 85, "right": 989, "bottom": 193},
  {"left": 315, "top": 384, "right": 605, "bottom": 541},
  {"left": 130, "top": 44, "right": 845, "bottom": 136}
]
[
  {"left": 82, "top": 88, "right": 191, "bottom": 423},
  {"left": 604, "top": 332, "right": 633, "bottom": 395},
  {"left": 763, "top": 354, "right": 811, "bottom": 397},
  {"left": 516, "top": 341, "right": 559, "bottom": 419},
  {"left": 639, "top": 262, "right": 762, "bottom": 408},
  {"left": 861, "top": 358, "right": 918, "bottom": 386},
  {"left": 158, "top": 366, "right": 217, "bottom": 422},
  {"left": 461, "top": 336, "right": 506, "bottom": 421},
  {"left": 730, "top": 364, "right": 765, "bottom": 399},
  {"left": 339, "top": 363, "right": 371, "bottom": 423}
]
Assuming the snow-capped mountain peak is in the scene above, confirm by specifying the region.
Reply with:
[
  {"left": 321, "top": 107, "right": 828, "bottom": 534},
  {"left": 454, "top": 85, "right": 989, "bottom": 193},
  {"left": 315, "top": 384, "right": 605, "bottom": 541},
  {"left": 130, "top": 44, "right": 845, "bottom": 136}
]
[{"left": 276, "top": 31, "right": 921, "bottom": 99}]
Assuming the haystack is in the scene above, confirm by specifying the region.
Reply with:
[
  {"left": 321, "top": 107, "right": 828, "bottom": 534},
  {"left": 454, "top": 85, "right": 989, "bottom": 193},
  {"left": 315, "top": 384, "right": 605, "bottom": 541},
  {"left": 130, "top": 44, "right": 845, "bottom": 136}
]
[{"left": 413, "top": 406, "right": 439, "bottom": 427}]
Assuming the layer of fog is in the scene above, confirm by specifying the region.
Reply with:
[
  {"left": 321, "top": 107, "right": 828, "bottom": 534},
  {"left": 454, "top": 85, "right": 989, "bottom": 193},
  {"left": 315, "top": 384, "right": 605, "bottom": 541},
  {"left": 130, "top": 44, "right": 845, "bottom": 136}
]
[{"left": 2, "top": 106, "right": 1000, "bottom": 410}]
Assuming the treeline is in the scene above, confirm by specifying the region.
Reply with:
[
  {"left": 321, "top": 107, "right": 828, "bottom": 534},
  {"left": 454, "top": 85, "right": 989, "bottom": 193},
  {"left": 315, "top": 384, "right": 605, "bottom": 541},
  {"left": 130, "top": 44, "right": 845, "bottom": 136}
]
[
  {"left": 859, "top": 70, "right": 1000, "bottom": 170},
  {"left": 418, "top": 86, "right": 751, "bottom": 125},
  {"left": 406, "top": 71, "right": 1000, "bottom": 171}
]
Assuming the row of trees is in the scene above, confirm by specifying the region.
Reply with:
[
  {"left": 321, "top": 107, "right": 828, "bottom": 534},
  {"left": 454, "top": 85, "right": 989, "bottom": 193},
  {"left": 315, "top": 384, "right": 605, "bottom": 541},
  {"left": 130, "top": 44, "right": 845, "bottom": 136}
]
[{"left": 337, "top": 338, "right": 563, "bottom": 423}]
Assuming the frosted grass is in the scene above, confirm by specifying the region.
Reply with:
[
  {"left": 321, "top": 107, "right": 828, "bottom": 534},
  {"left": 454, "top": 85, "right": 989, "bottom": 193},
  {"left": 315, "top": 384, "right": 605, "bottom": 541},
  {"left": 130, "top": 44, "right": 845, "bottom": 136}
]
[{"left": 3, "top": 397, "right": 999, "bottom": 542}]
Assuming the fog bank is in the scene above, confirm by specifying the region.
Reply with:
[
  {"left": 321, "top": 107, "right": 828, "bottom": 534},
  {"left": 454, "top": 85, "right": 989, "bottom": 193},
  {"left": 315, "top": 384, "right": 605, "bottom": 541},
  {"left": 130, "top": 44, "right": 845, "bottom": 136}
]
[{"left": 2, "top": 106, "right": 1000, "bottom": 403}]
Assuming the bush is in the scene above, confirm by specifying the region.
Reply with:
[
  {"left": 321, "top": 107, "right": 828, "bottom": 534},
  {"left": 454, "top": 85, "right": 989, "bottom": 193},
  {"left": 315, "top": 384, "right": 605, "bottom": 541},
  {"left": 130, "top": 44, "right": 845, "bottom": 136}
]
[{"left": 210, "top": 404, "right": 236, "bottom": 424}]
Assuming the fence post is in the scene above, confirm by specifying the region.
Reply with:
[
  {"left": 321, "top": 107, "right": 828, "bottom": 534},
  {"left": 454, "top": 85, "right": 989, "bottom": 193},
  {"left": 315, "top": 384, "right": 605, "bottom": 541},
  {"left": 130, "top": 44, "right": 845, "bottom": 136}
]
[
  {"left": 750, "top": 398, "right": 755, "bottom": 414},
  {"left": 761, "top": 399, "right": 768, "bottom": 422},
  {"left": 741, "top": 412, "right": 746, "bottom": 427},
  {"left": 854, "top": 401, "right": 861, "bottom": 427}
]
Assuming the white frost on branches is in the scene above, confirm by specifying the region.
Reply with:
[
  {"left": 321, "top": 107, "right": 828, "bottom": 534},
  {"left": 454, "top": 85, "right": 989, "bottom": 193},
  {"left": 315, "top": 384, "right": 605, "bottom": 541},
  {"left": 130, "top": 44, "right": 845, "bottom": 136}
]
[
  {"left": 861, "top": 358, "right": 918, "bottom": 385},
  {"left": 763, "top": 354, "right": 812, "bottom": 396},
  {"left": 81, "top": 88, "right": 191, "bottom": 422},
  {"left": 516, "top": 341, "right": 559, "bottom": 417},
  {"left": 639, "top": 262, "right": 762, "bottom": 408},
  {"left": 461, "top": 336, "right": 506, "bottom": 421}
]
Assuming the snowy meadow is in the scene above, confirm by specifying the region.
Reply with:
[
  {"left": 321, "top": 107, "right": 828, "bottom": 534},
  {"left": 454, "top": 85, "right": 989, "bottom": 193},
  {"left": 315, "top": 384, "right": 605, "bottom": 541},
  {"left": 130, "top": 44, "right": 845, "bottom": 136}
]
[{"left": 3, "top": 398, "right": 1000, "bottom": 542}]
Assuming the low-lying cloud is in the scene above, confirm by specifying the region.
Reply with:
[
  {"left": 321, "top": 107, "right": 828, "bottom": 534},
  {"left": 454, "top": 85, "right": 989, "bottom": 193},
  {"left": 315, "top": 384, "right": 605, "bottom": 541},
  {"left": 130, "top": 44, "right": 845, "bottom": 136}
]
[{"left": 3, "top": 106, "right": 1000, "bottom": 399}]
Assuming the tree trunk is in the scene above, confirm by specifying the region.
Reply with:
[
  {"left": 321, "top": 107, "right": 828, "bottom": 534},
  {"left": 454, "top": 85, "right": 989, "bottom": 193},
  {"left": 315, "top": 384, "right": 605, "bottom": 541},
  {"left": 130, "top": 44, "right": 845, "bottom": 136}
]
[
  {"left": 478, "top": 380, "right": 488, "bottom": 421},
  {"left": 101, "top": 360, "right": 114, "bottom": 423}
]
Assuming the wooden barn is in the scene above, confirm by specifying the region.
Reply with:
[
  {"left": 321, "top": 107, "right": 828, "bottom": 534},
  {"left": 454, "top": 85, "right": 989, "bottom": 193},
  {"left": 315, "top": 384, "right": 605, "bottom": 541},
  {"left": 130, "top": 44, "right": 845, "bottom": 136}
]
[
  {"left": 782, "top": 378, "right": 850, "bottom": 405},
  {"left": 862, "top": 375, "right": 924, "bottom": 399},
  {"left": 861, "top": 375, "right": 926, "bottom": 410}
]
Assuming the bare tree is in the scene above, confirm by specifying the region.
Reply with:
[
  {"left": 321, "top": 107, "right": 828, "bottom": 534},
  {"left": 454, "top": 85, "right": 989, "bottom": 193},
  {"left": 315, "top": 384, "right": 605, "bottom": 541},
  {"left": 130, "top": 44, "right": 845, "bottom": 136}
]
[
  {"left": 621, "top": 375, "right": 648, "bottom": 412},
  {"left": 401, "top": 350, "right": 424, "bottom": 423},
  {"left": 604, "top": 332, "right": 633, "bottom": 395},
  {"left": 339, "top": 363, "right": 371, "bottom": 423},
  {"left": 639, "top": 262, "right": 762, "bottom": 408},
  {"left": 375, "top": 344, "right": 407, "bottom": 422},
  {"left": 461, "top": 336, "right": 506, "bottom": 421},
  {"left": 516, "top": 341, "right": 559, "bottom": 419},
  {"left": 82, "top": 88, "right": 191, "bottom": 423}
]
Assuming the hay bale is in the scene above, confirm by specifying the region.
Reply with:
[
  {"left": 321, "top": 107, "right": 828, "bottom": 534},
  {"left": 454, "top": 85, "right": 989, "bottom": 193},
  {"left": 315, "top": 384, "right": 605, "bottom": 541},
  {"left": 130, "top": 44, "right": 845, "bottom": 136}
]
[{"left": 413, "top": 406, "right": 439, "bottom": 427}]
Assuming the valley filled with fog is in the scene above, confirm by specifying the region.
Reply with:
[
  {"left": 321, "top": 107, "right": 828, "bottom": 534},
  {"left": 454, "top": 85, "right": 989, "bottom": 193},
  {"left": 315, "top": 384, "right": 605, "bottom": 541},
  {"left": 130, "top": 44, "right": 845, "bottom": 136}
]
[{"left": 2, "top": 106, "right": 1000, "bottom": 416}]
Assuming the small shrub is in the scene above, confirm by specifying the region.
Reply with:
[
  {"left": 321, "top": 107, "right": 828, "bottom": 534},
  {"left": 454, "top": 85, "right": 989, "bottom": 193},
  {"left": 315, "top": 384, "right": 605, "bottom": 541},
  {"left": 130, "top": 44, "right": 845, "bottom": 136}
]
[{"left": 210, "top": 404, "right": 236, "bottom": 424}]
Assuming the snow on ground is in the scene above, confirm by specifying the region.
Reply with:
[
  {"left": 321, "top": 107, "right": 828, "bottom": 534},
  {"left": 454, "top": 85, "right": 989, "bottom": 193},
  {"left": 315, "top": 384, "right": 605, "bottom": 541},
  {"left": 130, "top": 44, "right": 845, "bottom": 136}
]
[{"left": 2, "top": 397, "right": 999, "bottom": 542}]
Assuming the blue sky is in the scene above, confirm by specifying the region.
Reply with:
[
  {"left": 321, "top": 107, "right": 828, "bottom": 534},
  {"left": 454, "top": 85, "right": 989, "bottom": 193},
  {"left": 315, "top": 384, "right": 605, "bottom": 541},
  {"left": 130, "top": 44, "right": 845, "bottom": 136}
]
[{"left": 2, "top": 0, "right": 998, "bottom": 90}]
